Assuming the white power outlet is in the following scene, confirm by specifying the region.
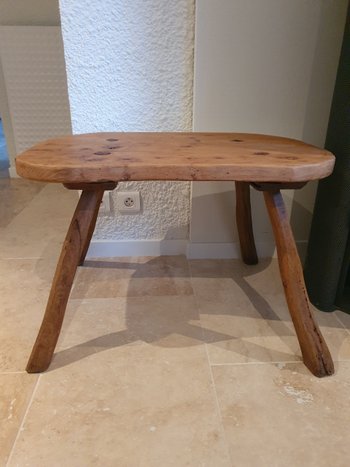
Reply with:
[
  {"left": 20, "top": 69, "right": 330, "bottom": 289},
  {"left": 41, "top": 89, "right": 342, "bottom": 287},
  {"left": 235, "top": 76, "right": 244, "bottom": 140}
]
[{"left": 116, "top": 191, "right": 141, "bottom": 213}]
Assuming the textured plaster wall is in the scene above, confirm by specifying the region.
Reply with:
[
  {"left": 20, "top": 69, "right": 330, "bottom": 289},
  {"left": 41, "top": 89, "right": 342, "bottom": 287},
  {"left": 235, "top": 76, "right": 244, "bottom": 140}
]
[{"left": 59, "top": 0, "right": 194, "bottom": 240}]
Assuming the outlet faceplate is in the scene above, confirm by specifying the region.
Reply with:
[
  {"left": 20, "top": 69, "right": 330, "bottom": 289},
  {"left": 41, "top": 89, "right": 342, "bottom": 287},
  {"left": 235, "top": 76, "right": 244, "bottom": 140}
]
[{"left": 116, "top": 191, "right": 141, "bottom": 213}]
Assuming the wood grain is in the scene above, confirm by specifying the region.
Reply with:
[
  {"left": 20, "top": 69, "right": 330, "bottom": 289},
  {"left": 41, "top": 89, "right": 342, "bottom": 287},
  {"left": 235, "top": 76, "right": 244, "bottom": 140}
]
[
  {"left": 15, "top": 132, "right": 335, "bottom": 183},
  {"left": 26, "top": 188, "right": 104, "bottom": 373},
  {"left": 77, "top": 189, "right": 105, "bottom": 266},
  {"left": 19, "top": 132, "right": 335, "bottom": 376},
  {"left": 264, "top": 190, "right": 334, "bottom": 377},
  {"left": 235, "top": 182, "right": 258, "bottom": 265},
  {"left": 63, "top": 181, "right": 118, "bottom": 265}
]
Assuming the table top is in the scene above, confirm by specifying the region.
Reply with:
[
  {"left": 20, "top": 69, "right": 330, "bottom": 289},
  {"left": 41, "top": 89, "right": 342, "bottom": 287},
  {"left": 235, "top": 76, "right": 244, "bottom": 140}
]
[{"left": 15, "top": 132, "right": 335, "bottom": 183}]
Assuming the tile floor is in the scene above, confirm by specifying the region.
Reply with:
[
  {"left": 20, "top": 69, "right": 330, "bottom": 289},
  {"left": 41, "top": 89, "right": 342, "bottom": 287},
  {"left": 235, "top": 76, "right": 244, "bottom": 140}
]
[{"left": 1, "top": 179, "right": 350, "bottom": 466}]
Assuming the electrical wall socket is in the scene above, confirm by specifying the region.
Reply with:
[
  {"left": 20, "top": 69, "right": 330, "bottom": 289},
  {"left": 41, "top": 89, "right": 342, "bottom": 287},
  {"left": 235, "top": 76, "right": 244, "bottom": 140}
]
[{"left": 116, "top": 191, "right": 141, "bottom": 213}]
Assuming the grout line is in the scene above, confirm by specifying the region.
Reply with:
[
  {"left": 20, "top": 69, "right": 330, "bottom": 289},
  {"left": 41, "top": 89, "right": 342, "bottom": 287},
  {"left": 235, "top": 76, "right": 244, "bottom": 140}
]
[
  {"left": 0, "top": 257, "right": 42, "bottom": 261},
  {"left": 204, "top": 344, "right": 233, "bottom": 466},
  {"left": 211, "top": 360, "right": 301, "bottom": 366},
  {"left": 0, "top": 371, "right": 27, "bottom": 375},
  {"left": 6, "top": 375, "right": 41, "bottom": 467},
  {"left": 188, "top": 259, "right": 233, "bottom": 466}
]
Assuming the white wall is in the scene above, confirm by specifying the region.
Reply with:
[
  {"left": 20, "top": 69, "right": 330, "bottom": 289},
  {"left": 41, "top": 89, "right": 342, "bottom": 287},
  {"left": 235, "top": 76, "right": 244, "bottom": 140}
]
[
  {"left": 191, "top": 0, "right": 347, "bottom": 257},
  {"left": 0, "top": 27, "right": 72, "bottom": 159},
  {"left": 59, "top": 0, "right": 195, "bottom": 242},
  {"left": 0, "top": 0, "right": 63, "bottom": 170},
  {"left": 1, "top": 0, "right": 346, "bottom": 257},
  {"left": 0, "top": 0, "right": 60, "bottom": 26}
]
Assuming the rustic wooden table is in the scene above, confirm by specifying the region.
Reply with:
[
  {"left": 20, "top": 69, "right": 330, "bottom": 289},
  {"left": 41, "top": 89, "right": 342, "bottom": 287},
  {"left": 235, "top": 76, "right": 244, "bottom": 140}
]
[{"left": 16, "top": 132, "right": 335, "bottom": 377}]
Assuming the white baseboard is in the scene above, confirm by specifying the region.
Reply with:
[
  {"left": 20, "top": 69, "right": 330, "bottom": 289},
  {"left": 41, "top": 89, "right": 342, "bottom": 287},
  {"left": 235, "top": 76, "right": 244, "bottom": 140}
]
[
  {"left": 9, "top": 166, "right": 19, "bottom": 178},
  {"left": 87, "top": 239, "right": 308, "bottom": 260},
  {"left": 186, "top": 242, "right": 241, "bottom": 259},
  {"left": 187, "top": 241, "right": 278, "bottom": 259},
  {"left": 87, "top": 239, "right": 188, "bottom": 258}
]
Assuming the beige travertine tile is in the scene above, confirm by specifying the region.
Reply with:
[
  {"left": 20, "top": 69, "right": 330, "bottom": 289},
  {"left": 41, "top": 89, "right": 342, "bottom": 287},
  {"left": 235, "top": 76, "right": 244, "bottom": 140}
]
[
  {"left": 189, "top": 259, "right": 288, "bottom": 316},
  {"left": 0, "top": 178, "right": 44, "bottom": 228},
  {"left": 312, "top": 308, "right": 350, "bottom": 361},
  {"left": 5, "top": 182, "right": 76, "bottom": 221},
  {"left": 0, "top": 373, "right": 38, "bottom": 466},
  {"left": 212, "top": 362, "right": 350, "bottom": 467},
  {"left": 198, "top": 302, "right": 350, "bottom": 365},
  {"left": 54, "top": 294, "right": 203, "bottom": 369},
  {"left": 194, "top": 299, "right": 299, "bottom": 364},
  {"left": 9, "top": 295, "right": 231, "bottom": 466},
  {"left": 0, "top": 258, "right": 55, "bottom": 371},
  {"left": 72, "top": 255, "right": 193, "bottom": 299},
  {"left": 335, "top": 309, "right": 350, "bottom": 330},
  {"left": 55, "top": 298, "right": 130, "bottom": 352},
  {"left": 3, "top": 173, "right": 350, "bottom": 467},
  {"left": 190, "top": 259, "right": 350, "bottom": 364},
  {"left": 0, "top": 184, "right": 76, "bottom": 260}
]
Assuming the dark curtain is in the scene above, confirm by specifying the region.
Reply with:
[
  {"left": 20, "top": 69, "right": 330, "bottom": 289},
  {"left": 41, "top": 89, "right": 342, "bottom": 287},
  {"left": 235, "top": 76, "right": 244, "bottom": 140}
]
[{"left": 304, "top": 3, "right": 350, "bottom": 312}]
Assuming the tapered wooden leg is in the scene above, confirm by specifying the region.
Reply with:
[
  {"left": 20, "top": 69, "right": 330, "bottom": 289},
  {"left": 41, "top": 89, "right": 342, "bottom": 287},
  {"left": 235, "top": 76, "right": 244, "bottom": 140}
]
[
  {"left": 78, "top": 195, "right": 102, "bottom": 265},
  {"left": 235, "top": 182, "right": 258, "bottom": 265},
  {"left": 63, "top": 182, "right": 118, "bottom": 266},
  {"left": 26, "top": 188, "right": 104, "bottom": 373},
  {"left": 264, "top": 190, "right": 334, "bottom": 377}
]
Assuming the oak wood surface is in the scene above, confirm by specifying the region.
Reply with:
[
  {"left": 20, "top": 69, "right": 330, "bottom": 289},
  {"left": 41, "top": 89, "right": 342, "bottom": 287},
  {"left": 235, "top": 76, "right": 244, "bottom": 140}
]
[
  {"left": 235, "top": 182, "right": 258, "bottom": 265},
  {"left": 26, "top": 188, "right": 104, "bottom": 373},
  {"left": 264, "top": 190, "right": 334, "bottom": 377},
  {"left": 15, "top": 132, "right": 334, "bottom": 183}
]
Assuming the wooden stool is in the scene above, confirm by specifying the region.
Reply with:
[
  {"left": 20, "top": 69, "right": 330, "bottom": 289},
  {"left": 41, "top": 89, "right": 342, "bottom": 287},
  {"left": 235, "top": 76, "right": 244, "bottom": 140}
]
[{"left": 15, "top": 132, "right": 335, "bottom": 377}]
